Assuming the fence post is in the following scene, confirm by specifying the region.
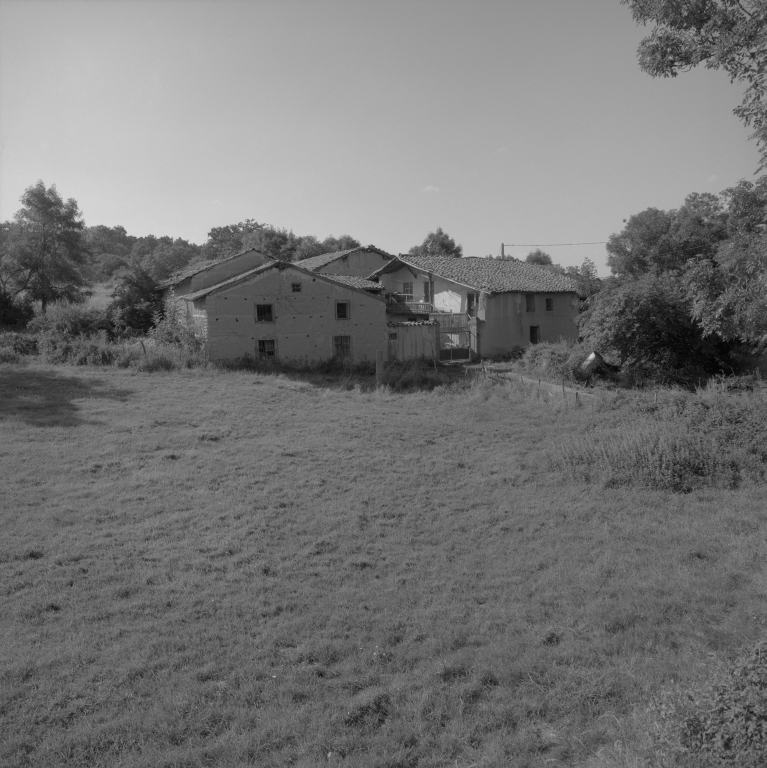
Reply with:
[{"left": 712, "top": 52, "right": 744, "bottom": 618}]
[
  {"left": 375, "top": 350, "right": 383, "bottom": 388},
  {"left": 562, "top": 378, "right": 566, "bottom": 401}
]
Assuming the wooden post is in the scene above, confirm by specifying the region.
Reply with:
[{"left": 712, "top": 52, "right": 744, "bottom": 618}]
[
  {"left": 575, "top": 390, "right": 579, "bottom": 406},
  {"left": 375, "top": 350, "right": 383, "bottom": 388}
]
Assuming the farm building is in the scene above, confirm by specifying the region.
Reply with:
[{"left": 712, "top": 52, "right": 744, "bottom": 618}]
[
  {"left": 369, "top": 255, "right": 579, "bottom": 359},
  {"left": 158, "top": 248, "right": 272, "bottom": 303},
  {"left": 179, "top": 260, "right": 390, "bottom": 365},
  {"left": 295, "top": 245, "right": 394, "bottom": 278}
]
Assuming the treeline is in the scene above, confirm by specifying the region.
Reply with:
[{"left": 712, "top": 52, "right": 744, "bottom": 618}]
[
  {"left": 578, "top": 177, "right": 767, "bottom": 382},
  {"left": 86, "top": 220, "right": 362, "bottom": 283}
]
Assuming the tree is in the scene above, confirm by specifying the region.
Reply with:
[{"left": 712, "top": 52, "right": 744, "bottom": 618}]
[
  {"left": 565, "top": 257, "right": 602, "bottom": 309},
  {"left": 86, "top": 224, "right": 136, "bottom": 279},
  {"left": 409, "top": 227, "right": 463, "bottom": 258},
  {"left": 606, "top": 193, "right": 729, "bottom": 277},
  {"left": 622, "top": 0, "right": 767, "bottom": 169},
  {"left": 203, "top": 219, "right": 263, "bottom": 261},
  {"left": 320, "top": 234, "right": 361, "bottom": 253},
  {"left": 683, "top": 177, "right": 767, "bottom": 342},
  {"left": 0, "top": 181, "right": 91, "bottom": 313},
  {"left": 525, "top": 249, "right": 553, "bottom": 266},
  {"left": 107, "top": 268, "right": 164, "bottom": 334},
  {"left": 579, "top": 272, "right": 728, "bottom": 376}
]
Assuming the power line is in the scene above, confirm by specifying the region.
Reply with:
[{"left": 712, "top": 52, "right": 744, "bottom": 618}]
[{"left": 502, "top": 241, "right": 608, "bottom": 247}]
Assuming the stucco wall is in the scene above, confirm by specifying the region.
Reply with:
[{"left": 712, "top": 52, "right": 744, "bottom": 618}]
[
  {"left": 316, "top": 251, "right": 392, "bottom": 277},
  {"left": 481, "top": 292, "right": 579, "bottom": 356},
  {"left": 194, "top": 268, "right": 387, "bottom": 364}
]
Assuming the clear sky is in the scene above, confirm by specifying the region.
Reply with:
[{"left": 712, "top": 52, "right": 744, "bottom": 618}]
[{"left": 0, "top": 0, "right": 760, "bottom": 273}]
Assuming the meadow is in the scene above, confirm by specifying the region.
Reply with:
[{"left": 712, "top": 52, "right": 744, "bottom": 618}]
[{"left": 1, "top": 362, "right": 765, "bottom": 767}]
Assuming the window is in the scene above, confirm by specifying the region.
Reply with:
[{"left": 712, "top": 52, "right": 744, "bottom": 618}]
[
  {"left": 291, "top": 283, "right": 302, "bottom": 293},
  {"left": 467, "top": 292, "right": 479, "bottom": 317},
  {"left": 333, "top": 335, "right": 351, "bottom": 359},
  {"left": 402, "top": 281, "right": 413, "bottom": 298},
  {"left": 530, "top": 326, "right": 540, "bottom": 344},
  {"left": 525, "top": 294, "right": 535, "bottom": 313},
  {"left": 545, "top": 297, "right": 553, "bottom": 312},
  {"left": 423, "top": 281, "right": 432, "bottom": 303},
  {"left": 256, "top": 304, "right": 273, "bottom": 322},
  {"left": 388, "top": 332, "right": 398, "bottom": 340},
  {"left": 336, "top": 301, "right": 350, "bottom": 319},
  {"left": 258, "top": 339, "right": 276, "bottom": 359}
]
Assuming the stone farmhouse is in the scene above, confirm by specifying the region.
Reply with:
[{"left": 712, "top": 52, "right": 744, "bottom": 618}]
[
  {"left": 369, "top": 254, "right": 579, "bottom": 359},
  {"left": 179, "top": 260, "right": 390, "bottom": 365},
  {"left": 160, "top": 245, "right": 578, "bottom": 364}
]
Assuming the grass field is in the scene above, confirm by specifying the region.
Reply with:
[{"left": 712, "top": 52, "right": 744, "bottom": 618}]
[{"left": 1, "top": 362, "right": 765, "bottom": 767}]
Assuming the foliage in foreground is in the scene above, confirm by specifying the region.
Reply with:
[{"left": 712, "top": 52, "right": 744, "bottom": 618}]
[
  {"left": 552, "top": 384, "right": 767, "bottom": 492},
  {"left": 651, "top": 642, "right": 767, "bottom": 767}
]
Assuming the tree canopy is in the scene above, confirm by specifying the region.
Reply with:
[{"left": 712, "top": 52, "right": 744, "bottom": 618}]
[
  {"left": 623, "top": 0, "right": 767, "bottom": 169},
  {"left": 1, "top": 181, "right": 91, "bottom": 313},
  {"left": 525, "top": 249, "right": 553, "bottom": 266},
  {"left": 408, "top": 227, "right": 463, "bottom": 258}
]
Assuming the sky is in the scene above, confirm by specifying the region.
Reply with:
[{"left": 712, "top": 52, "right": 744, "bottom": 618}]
[{"left": 0, "top": 0, "right": 760, "bottom": 274}]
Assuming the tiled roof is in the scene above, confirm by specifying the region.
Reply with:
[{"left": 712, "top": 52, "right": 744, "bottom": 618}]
[
  {"left": 371, "top": 255, "right": 578, "bottom": 294},
  {"left": 297, "top": 245, "right": 394, "bottom": 272},
  {"left": 323, "top": 274, "right": 382, "bottom": 291},
  {"left": 180, "top": 261, "right": 385, "bottom": 303},
  {"left": 158, "top": 248, "right": 267, "bottom": 289}
]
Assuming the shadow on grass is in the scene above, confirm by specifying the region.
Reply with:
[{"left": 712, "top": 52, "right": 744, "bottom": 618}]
[{"left": 0, "top": 367, "right": 133, "bottom": 427}]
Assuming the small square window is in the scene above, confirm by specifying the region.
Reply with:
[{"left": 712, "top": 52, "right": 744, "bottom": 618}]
[
  {"left": 256, "top": 304, "right": 273, "bottom": 322},
  {"left": 545, "top": 297, "right": 553, "bottom": 311},
  {"left": 258, "top": 339, "right": 275, "bottom": 359},
  {"left": 336, "top": 302, "right": 350, "bottom": 320},
  {"left": 333, "top": 335, "right": 351, "bottom": 359},
  {"left": 525, "top": 294, "right": 535, "bottom": 313},
  {"left": 291, "top": 283, "right": 302, "bottom": 293}
]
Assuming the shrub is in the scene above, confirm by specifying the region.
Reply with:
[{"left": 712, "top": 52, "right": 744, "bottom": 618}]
[
  {"left": 552, "top": 388, "right": 767, "bottom": 491},
  {"left": 521, "top": 340, "right": 591, "bottom": 382},
  {"left": 0, "top": 332, "right": 38, "bottom": 356},
  {"left": 652, "top": 642, "right": 767, "bottom": 766},
  {"left": 28, "top": 302, "right": 112, "bottom": 339},
  {"left": 0, "top": 292, "right": 34, "bottom": 327},
  {"left": 148, "top": 304, "right": 204, "bottom": 354}
]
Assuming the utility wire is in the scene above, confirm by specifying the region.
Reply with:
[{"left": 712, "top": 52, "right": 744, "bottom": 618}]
[{"left": 502, "top": 241, "right": 607, "bottom": 247}]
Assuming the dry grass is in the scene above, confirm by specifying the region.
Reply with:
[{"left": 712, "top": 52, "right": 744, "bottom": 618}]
[{"left": 1, "top": 362, "right": 765, "bottom": 767}]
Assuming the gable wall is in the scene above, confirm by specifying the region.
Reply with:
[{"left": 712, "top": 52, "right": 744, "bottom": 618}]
[
  {"left": 482, "top": 292, "right": 579, "bottom": 355},
  {"left": 377, "top": 266, "right": 470, "bottom": 313},
  {"left": 199, "top": 268, "right": 387, "bottom": 363},
  {"left": 316, "top": 251, "right": 391, "bottom": 277}
]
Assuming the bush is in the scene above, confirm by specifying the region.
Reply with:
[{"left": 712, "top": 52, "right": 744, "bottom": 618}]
[
  {"left": 652, "top": 642, "right": 767, "bottom": 766},
  {"left": 552, "top": 387, "right": 767, "bottom": 491},
  {"left": 0, "top": 292, "right": 34, "bottom": 327},
  {"left": 28, "top": 302, "right": 113, "bottom": 339},
  {"left": 521, "top": 340, "right": 591, "bottom": 382}
]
